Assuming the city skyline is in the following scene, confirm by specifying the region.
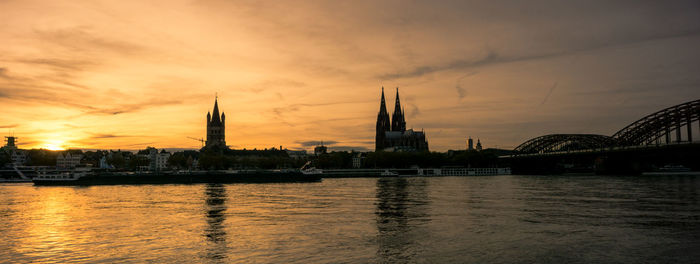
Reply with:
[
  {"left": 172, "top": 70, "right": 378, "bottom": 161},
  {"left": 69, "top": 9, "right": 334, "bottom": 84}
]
[{"left": 2, "top": 1, "right": 700, "bottom": 151}]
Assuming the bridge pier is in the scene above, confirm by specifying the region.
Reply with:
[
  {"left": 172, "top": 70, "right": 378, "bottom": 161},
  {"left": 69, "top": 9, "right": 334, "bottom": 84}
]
[
  {"left": 666, "top": 126, "right": 670, "bottom": 144},
  {"left": 676, "top": 119, "right": 682, "bottom": 143},
  {"left": 688, "top": 115, "right": 693, "bottom": 142}
]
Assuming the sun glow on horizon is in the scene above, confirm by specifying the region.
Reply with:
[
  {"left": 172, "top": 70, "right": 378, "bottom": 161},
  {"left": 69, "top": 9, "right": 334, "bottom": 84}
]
[
  {"left": 43, "top": 144, "right": 65, "bottom": 151},
  {"left": 41, "top": 140, "right": 67, "bottom": 151}
]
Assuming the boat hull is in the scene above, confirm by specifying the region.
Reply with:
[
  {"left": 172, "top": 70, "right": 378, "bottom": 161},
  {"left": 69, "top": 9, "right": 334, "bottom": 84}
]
[{"left": 33, "top": 171, "right": 321, "bottom": 186}]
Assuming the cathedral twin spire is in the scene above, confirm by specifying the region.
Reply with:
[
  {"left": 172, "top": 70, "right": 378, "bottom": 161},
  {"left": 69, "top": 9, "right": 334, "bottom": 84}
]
[
  {"left": 391, "top": 88, "right": 406, "bottom": 132},
  {"left": 377, "top": 86, "right": 406, "bottom": 133},
  {"left": 375, "top": 87, "right": 428, "bottom": 151},
  {"left": 377, "top": 87, "right": 391, "bottom": 133}
]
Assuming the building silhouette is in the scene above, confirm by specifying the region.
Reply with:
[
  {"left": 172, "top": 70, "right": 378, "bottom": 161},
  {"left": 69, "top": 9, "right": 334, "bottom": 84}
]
[
  {"left": 375, "top": 87, "right": 429, "bottom": 152},
  {"left": 148, "top": 148, "right": 171, "bottom": 171},
  {"left": 5, "top": 136, "right": 16, "bottom": 149},
  {"left": 206, "top": 97, "right": 226, "bottom": 148},
  {"left": 3, "top": 136, "right": 27, "bottom": 166},
  {"left": 467, "top": 137, "right": 483, "bottom": 151},
  {"left": 314, "top": 142, "right": 328, "bottom": 156},
  {"left": 56, "top": 152, "right": 82, "bottom": 169}
]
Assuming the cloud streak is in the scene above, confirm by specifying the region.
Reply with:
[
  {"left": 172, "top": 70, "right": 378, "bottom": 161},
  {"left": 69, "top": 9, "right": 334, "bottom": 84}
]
[
  {"left": 83, "top": 99, "right": 183, "bottom": 115},
  {"left": 379, "top": 29, "right": 700, "bottom": 80},
  {"left": 296, "top": 140, "right": 338, "bottom": 147},
  {"left": 17, "top": 58, "right": 98, "bottom": 72},
  {"left": 455, "top": 71, "right": 478, "bottom": 100},
  {"left": 32, "top": 27, "right": 150, "bottom": 56},
  {"left": 272, "top": 100, "right": 372, "bottom": 118},
  {"left": 87, "top": 133, "right": 136, "bottom": 139},
  {"left": 540, "top": 82, "right": 557, "bottom": 105}
]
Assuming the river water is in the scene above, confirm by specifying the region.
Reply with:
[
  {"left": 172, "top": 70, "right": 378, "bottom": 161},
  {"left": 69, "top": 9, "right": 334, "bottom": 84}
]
[{"left": 1, "top": 175, "right": 699, "bottom": 263}]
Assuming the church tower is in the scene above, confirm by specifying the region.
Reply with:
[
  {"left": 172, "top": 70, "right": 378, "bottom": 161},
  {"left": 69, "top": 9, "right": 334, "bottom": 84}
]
[
  {"left": 206, "top": 97, "right": 226, "bottom": 148},
  {"left": 375, "top": 87, "right": 391, "bottom": 151},
  {"left": 391, "top": 88, "right": 406, "bottom": 132}
]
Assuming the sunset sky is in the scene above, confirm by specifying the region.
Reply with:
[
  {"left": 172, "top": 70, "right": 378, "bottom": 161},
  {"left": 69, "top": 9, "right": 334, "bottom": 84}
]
[{"left": 1, "top": 0, "right": 699, "bottom": 152}]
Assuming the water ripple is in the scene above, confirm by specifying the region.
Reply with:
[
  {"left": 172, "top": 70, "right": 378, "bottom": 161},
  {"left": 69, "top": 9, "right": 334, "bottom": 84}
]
[{"left": 1, "top": 176, "right": 699, "bottom": 263}]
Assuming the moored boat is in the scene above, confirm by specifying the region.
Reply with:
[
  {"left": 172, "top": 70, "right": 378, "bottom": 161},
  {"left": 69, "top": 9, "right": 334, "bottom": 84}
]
[
  {"left": 33, "top": 168, "right": 321, "bottom": 186},
  {"left": 641, "top": 165, "right": 699, "bottom": 176}
]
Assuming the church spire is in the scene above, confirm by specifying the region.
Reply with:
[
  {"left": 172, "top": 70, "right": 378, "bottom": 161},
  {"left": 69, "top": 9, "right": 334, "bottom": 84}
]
[
  {"left": 391, "top": 87, "right": 406, "bottom": 132},
  {"left": 402, "top": 106, "right": 406, "bottom": 125},
  {"left": 377, "top": 87, "right": 390, "bottom": 128},
  {"left": 379, "top": 86, "right": 388, "bottom": 115},
  {"left": 211, "top": 97, "right": 222, "bottom": 125},
  {"left": 205, "top": 96, "right": 226, "bottom": 149},
  {"left": 394, "top": 87, "right": 402, "bottom": 114},
  {"left": 376, "top": 87, "right": 391, "bottom": 151}
]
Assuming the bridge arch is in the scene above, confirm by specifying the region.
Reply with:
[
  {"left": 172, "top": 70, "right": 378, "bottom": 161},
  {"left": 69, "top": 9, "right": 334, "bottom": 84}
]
[
  {"left": 514, "top": 134, "right": 617, "bottom": 154},
  {"left": 613, "top": 99, "right": 700, "bottom": 146}
]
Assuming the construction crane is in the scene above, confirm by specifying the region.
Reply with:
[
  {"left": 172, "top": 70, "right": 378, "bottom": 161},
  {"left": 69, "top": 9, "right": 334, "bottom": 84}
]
[{"left": 187, "top": 137, "right": 205, "bottom": 147}]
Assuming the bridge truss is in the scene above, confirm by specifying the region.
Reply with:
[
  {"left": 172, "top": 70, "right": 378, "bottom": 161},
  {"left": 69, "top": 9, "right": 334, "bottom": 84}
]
[
  {"left": 513, "top": 99, "right": 699, "bottom": 154},
  {"left": 514, "top": 134, "right": 617, "bottom": 154},
  {"left": 613, "top": 99, "right": 699, "bottom": 146}
]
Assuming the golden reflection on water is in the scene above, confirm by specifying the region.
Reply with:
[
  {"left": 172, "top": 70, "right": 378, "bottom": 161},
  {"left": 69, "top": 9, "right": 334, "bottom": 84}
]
[
  {"left": 374, "top": 177, "right": 430, "bottom": 263},
  {"left": 204, "top": 184, "right": 228, "bottom": 261},
  {"left": 18, "top": 188, "right": 88, "bottom": 262},
  {"left": 1, "top": 176, "right": 699, "bottom": 263}
]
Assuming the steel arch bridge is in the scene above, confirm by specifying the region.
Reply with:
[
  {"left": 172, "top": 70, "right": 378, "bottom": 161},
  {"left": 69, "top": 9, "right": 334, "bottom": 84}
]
[
  {"left": 513, "top": 99, "right": 699, "bottom": 154},
  {"left": 514, "top": 134, "right": 617, "bottom": 154},
  {"left": 613, "top": 99, "right": 700, "bottom": 146}
]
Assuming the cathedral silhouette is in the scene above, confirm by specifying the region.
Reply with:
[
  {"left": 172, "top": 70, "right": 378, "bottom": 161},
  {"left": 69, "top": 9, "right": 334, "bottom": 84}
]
[{"left": 375, "top": 87, "right": 429, "bottom": 152}]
